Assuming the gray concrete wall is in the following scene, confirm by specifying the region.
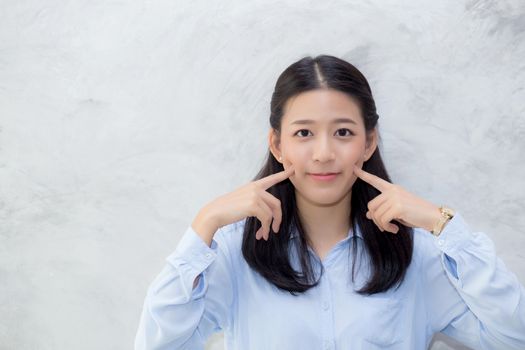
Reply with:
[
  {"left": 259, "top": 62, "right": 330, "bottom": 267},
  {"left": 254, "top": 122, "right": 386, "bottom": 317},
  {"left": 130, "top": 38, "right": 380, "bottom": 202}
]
[{"left": 1, "top": 1, "right": 524, "bottom": 349}]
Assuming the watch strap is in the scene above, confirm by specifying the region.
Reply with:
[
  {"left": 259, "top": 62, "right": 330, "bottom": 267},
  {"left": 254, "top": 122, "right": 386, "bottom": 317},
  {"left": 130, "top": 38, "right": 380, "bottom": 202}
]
[{"left": 431, "top": 206, "right": 455, "bottom": 236}]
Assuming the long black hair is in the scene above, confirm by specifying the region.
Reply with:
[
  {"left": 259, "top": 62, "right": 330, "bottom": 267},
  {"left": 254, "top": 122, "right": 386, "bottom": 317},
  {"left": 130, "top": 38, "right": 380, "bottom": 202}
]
[{"left": 241, "top": 55, "right": 413, "bottom": 296}]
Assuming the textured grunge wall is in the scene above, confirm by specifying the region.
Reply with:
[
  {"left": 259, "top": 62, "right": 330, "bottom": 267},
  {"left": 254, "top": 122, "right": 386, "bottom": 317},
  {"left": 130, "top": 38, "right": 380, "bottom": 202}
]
[{"left": 0, "top": 1, "right": 524, "bottom": 349}]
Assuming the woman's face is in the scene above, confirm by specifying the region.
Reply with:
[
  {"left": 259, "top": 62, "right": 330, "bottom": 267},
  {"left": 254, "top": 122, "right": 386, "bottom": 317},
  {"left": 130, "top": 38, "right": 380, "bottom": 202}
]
[{"left": 269, "top": 88, "right": 377, "bottom": 206}]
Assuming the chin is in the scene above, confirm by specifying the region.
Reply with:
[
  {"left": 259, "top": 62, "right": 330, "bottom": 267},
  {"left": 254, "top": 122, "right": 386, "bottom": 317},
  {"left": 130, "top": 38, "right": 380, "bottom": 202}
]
[{"left": 298, "top": 189, "right": 351, "bottom": 206}]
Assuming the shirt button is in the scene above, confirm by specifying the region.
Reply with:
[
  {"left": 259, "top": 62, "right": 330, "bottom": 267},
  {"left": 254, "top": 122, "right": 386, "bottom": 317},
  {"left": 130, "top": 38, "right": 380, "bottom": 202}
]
[
  {"left": 323, "top": 340, "right": 332, "bottom": 350},
  {"left": 205, "top": 253, "right": 213, "bottom": 260},
  {"left": 322, "top": 301, "right": 330, "bottom": 311},
  {"left": 438, "top": 239, "right": 445, "bottom": 247}
]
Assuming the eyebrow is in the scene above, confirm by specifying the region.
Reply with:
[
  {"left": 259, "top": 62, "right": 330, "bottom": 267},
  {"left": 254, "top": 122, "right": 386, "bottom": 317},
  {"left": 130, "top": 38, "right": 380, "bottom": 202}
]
[{"left": 289, "top": 117, "right": 358, "bottom": 126}]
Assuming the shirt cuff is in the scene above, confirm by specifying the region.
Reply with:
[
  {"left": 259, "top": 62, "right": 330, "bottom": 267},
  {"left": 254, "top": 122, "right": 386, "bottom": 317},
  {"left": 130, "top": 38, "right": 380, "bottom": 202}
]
[
  {"left": 431, "top": 211, "right": 472, "bottom": 256},
  {"left": 165, "top": 225, "right": 219, "bottom": 300},
  {"left": 430, "top": 212, "right": 473, "bottom": 282}
]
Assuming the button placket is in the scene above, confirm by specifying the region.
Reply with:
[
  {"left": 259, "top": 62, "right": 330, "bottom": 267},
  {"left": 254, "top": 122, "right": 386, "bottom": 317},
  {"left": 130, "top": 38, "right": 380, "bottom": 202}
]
[{"left": 319, "top": 268, "right": 335, "bottom": 349}]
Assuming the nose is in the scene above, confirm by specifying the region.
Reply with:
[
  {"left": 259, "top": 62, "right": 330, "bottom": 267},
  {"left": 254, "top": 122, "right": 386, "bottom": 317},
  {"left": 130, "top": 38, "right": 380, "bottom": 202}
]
[{"left": 312, "top": 135, "right": 335, "bottom": 162}]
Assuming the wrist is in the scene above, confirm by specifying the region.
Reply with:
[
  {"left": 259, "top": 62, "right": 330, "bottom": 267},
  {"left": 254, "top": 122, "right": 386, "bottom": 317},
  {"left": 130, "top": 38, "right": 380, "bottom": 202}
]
[
  {"left": 191, "top": 207, "right": 219, "bottom": 246},
  {"left": 424, "top": 206, "right": 443, "bottom": 232}
]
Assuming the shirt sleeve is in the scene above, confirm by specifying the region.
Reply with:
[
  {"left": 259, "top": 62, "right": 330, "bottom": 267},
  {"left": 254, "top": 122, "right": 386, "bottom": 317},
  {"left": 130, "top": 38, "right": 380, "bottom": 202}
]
[
  {"left": 134, "top": 224, "right": 236, "bottom": 350},
  {"left": 419, "top": 212, "right": 525, "bottom": 349}
]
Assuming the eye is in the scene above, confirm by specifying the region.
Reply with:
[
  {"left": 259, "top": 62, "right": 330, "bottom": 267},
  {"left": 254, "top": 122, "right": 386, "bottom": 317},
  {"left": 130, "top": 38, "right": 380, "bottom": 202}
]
[
  {"left": 294, "top": 128, "right": 355, "bottom": 138},
  {"left": 336, "top": 128, "right": 355, "bottom": 137},
  {"left": 294, "top": 129, "right": 312, "bottom": 137}
]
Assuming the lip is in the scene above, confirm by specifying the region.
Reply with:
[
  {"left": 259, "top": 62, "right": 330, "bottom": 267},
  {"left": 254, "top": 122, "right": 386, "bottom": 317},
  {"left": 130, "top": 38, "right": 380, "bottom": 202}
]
[{"left": 309, "top": 173, "right": 340, "bottom": 181}]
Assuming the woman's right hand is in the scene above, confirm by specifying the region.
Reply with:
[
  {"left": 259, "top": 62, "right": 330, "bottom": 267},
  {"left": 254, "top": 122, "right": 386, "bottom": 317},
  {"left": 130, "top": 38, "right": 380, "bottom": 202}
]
[{"left": 191, "top": 165, "right": 295, "bottom": 246}]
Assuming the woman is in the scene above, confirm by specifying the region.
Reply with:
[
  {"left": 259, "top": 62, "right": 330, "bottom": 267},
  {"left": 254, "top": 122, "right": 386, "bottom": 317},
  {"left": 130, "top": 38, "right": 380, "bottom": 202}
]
[{"left": 134, "top": 55, "right": 525, "bottom": 349}]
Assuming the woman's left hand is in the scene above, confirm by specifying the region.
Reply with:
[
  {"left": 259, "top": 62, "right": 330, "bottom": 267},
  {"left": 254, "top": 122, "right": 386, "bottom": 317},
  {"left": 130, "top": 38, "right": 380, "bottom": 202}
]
[{"left": 353, "top": 165, "right": 442, "bottom": 234}]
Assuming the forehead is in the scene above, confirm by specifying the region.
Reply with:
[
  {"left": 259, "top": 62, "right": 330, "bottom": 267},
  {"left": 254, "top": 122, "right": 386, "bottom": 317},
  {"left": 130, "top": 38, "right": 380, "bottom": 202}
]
[{"left": 282, "top": 89, "right": 363, "bottom": 126}]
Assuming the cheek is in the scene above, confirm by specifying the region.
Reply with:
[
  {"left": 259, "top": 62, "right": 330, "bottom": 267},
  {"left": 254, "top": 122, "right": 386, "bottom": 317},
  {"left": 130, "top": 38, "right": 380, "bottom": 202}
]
[
  {"left": 341, "top": 147, "right": 363, "bottom": 163},
  {"left": 282, "top": 145, "right": 306, "bottom": 164}
]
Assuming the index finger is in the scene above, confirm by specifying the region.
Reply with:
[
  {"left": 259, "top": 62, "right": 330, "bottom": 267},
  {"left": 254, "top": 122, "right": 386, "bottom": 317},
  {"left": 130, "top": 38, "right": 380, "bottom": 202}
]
[
  {"left": 255, "top": 164, "right": 295, "bottom": 190},
  {"left": 353, "top": 165, "right": 392, "bottom": 192}
]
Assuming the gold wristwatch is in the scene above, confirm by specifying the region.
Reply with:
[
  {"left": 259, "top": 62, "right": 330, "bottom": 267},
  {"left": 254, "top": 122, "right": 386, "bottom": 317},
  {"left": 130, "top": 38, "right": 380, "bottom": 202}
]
[{"left": 430, "top": 206, "right": 455, "bottom": 236}]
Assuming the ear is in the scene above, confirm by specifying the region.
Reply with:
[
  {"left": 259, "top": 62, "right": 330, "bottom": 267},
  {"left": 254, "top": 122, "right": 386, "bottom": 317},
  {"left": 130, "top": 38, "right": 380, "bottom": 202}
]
[
  {"left": 364, "top": 127, "right": 378, "bottom": 161},
  {"left": 268, "top": 128, "right": 282, "bottom": 163}
]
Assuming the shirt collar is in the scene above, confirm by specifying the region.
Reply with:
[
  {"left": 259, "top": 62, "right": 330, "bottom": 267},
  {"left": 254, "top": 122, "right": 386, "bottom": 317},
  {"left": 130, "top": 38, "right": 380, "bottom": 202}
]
[{"left": 289, "top": 223, "right": 363, "bottom": 241}]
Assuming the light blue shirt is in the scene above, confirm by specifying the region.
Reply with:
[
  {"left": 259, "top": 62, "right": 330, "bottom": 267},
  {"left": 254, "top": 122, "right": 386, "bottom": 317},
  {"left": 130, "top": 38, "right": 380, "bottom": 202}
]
[{"left": 135, "top": 212, "right": 525, "bottom": 349}]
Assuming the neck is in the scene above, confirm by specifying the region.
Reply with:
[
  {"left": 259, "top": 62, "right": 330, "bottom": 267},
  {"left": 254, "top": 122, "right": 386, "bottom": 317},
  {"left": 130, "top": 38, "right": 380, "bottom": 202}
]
[{"left": 295, "top": 190, "right": 352, "bottom": 250}]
